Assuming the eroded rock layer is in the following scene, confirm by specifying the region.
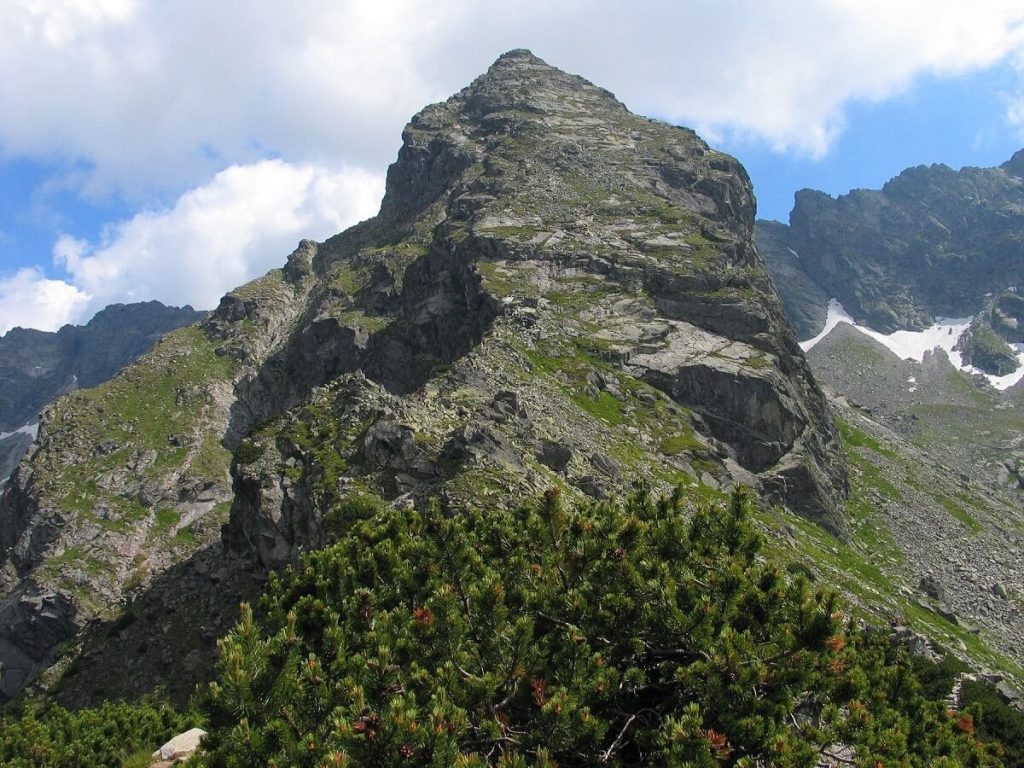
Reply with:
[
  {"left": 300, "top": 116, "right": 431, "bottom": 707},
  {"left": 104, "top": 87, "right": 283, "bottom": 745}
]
[{"left": 0, "top": 50, "right": 846, "bottom": 703}]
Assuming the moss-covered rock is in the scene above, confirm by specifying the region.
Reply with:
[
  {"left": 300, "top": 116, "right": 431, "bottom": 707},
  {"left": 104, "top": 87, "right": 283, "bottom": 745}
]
[{"left": 958, "top": 317, "right": 1020, "bottom": 376}]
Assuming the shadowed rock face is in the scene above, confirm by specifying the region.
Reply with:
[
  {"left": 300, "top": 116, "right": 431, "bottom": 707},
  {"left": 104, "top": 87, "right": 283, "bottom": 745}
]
[
  {"left": 755, "top": 220, "right": 829, "bottom": 340},
  {"left": 758, "top": 153, "right": 1024, "bottom": 336},
  {"left": 0, "top": 433, "right": 33, "bottom": 487},
  {"left": 0, "top": 50, "right": 847, "bottom": 703},
  {"left": 0, "top": 302, "right": 206, "bottom": 433}
]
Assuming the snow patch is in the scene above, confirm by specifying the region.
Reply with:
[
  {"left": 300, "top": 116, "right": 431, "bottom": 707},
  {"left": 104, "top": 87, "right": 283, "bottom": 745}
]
[
  {"left": 800, "top": 299, "right": 1024, "bottom": 390},
  {"left": 0, "top": 422, "right": 38, "bottom": 442},
  {"left": 958, "top": 342, "right": 1024, "bottom": 391}
]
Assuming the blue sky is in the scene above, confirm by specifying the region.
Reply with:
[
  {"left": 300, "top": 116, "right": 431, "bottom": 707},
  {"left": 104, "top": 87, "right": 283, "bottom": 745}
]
[
  {"left": 2, "top": 1, "right": 1024, "bottom": 333},
  {"left": 728, "top": 66, "right": 1024, "bottom": 223}
]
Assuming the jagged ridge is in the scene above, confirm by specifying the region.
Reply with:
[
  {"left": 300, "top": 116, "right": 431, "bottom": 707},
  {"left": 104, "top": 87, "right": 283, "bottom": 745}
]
[
  {"left": 758, "top": 154, "right": 1024, "bottom": 334},
  {"left": 0, "top": 50, "right": 846, "bottom": 704}
]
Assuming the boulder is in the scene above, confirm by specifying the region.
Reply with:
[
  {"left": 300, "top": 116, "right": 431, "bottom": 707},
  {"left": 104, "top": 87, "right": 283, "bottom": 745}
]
[{"left": 153, "top": 727, "right": 207, "bottom": 763}]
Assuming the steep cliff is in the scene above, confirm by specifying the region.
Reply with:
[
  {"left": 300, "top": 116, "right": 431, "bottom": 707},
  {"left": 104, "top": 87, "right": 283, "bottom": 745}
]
[
  {"left": 759, "top": 154, "right": 1024, "bottom": 335},
  {"left": 0, "top": 50, "right": 846, "bottom": 702}
]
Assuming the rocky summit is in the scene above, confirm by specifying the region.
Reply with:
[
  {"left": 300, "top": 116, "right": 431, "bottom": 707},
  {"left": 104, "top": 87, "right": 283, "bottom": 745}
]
[
  {"left": 758, "top": 154, "right": 1024, "bottom": 335},
  {"left": 0, "top": 50, "right": 846, "bottom": 702}
]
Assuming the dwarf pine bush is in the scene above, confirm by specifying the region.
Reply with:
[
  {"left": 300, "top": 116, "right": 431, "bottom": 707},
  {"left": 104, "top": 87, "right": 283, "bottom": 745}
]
[{"left": 197, "top": 487, "right": 1001, "bottom": 767}]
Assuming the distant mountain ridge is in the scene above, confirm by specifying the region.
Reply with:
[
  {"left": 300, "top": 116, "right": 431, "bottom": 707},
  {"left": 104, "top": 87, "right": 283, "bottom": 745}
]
[
  {"left": 0, "top": 301, "right": 206, "bottom": 433},
  {"left": 0, "top": 301, "right": 205, "bottom": 486},
  {"left": 758, "top": 151, "right": 1024, "bottom": 338}
]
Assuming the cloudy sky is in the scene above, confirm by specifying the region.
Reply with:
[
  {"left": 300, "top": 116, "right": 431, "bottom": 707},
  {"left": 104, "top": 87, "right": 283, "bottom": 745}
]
[{"left": 3, "top": 0, "right": 1024, "bottom": 334}]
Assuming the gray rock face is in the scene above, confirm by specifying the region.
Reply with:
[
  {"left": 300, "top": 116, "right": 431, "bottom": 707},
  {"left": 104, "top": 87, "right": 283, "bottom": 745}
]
[
  {"left": 957, "top": 314, "right": 1020, "bottom": 376},
  {"left": 0, "top": 302, "right": 205, "bottom": 432},
  {"left": 0, "top": 581, "right": 77, "bottom": 700},
  {"left": 755, "top": 220, "right": 829, "bottom": 339},
  {"left": 992, "top": 291, "right": 1024, "bottom": 342},
  {"left": 0, "top": 50, "right": 848, "bottom": 702},
  {"left": 0, "top": 433, "right": 33, "bottom": 488},
  {"left": 758, "top": 154, "right": 1024, "bottom": 334},
  {"left": 219, "top": 48, "right": 847, "bottom": 559}
]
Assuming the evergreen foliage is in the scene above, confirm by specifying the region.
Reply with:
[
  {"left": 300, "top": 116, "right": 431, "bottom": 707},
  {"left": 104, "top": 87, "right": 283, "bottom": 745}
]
[
  {"left": 961, "top": 679, "right": 1024, "bottom": 766},
  {"left": 198, "top": 487, "right": 1002, "bottom": 766},
  {"left": 0, "top": 699, "right": 193, "bottom": 767},
  {"left": 911, "top": 653, "right": 969, "bottom": 702}
]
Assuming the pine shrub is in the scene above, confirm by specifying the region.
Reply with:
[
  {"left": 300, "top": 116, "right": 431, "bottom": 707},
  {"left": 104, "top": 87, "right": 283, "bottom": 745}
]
[{"left": 197, "top": 487, "right": 1002, "bottom": 766}]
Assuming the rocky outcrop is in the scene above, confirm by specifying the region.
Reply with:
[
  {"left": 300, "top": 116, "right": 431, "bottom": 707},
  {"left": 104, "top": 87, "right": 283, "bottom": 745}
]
[
  {"left": 957, "top": 315, "right": 1020, "bottom": 376},
  {"left": 0, "top": 581, "right": 78, "bottom": 699},
  {"left": 0, "top": 433, "right": 33, "bottom": 488},
  {"left": 0, "top": 50, "right": 847, "bottom": 702},
  {"left": 222, "top": 49, "right": 846, "bottom": 548},
  {"left": 755, "top": 220, "right": 830, "bottom": 339},
  {"left": 152, "top": 727, "right": 207, "bottom": 765},
  {"left": 758, "top": 154, "right": 1024, "bottom": 334},
  {"left": 991, "top": 290, "right": 1024, "bottom": 342}
]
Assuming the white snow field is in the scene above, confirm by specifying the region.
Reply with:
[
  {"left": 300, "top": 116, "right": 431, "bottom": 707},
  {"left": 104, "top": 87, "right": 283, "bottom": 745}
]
[
  {"left": 800, "top": 299, "right": 1024, "bottom": 391},
  {"left": 0, "top": 422, "right": 39, "bottom": 442}
]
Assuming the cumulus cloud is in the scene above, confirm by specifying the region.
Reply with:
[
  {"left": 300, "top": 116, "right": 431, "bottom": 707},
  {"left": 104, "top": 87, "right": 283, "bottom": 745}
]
[
  {"left": 58, "top": 159, "right": 383, "bottom": 312},
  {"left": 0, "top": 267, "right": 90, "bottom": 334},
  {"left": 5, "top": 0, "right": 1024, "bottom": 331},
  {"left": 3, "top": 0, "right": 1024, "bottom": 195},
  {"left": 0, "top": 160, "right": 383, "bottom": 334}
]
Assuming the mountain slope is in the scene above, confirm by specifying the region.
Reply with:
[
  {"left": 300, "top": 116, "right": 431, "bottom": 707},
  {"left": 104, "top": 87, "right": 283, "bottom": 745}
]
[
  {"left": 0, "top": 50, "right": 845, "bottom": 702},
  {"left": 761, "top": 154, "right": 1024, "bottom": 334},
  {"left": 0, "top": 301, "right": 206, "bottom": 492},
  {"left": 756, "top": 159, "right": 1024, "bottom": 681},
  {"left": 0, "top": 301, "right": 206, "bottom": 433},
  {"left": 790, "top": 325, "right": 1024, "bottom": 669}
]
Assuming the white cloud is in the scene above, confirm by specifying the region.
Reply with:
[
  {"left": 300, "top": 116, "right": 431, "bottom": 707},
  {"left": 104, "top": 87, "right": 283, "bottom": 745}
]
[
  {"left": 0, "top": 160, "right": 383, "bottom": 334},
  {"left": 5, "top": 0, "right": 1024, "bottom": 331},
  {"left": 57, "top": 159, "right": 384, "bottom": 313},
  {"left": 3, "top": 0, "right": 1024, "bottom": 194},
  {"left": 511, "top": 0, "right": 1024, "bottom": 157},
  {"left": 0, "top": 267, "right": 90, "bottom": 334}
]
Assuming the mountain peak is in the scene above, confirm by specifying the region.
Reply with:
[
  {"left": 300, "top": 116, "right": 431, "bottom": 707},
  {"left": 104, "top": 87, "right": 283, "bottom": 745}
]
[
  {"left": 1001, "top": 147, "right": 1024, "bottom": 178},
  {"left": 439, "top": 48, "right": 627, "bottom": 129},
  {"left": 491, "top": 47, "right": 546, "bottom": 64},
  {"left": 0, "top": 52, "right": 847, "bottom": 704}
]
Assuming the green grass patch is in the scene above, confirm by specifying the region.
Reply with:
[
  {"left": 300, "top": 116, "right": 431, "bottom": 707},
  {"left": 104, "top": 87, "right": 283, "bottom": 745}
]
[
  {"left": 932, "top": 493, "right": 982, "bottom": 533},
  {"left": 658, "top": 432, "right": 705, "bottom": 456},
  {"left": 826, "top": 335, "right": 890, "bottom": 366},
  {"left": 571, "top": 389, "right": 625, "bottom": 426},
  {"left": 545, "top": 287, "right": 612, "bottom": 311},
  {"left": 227, "top": 269, "right": 286, "bottom": 301},
  {"left": 743, "top": 353, "right": 769, "bottom": 370},
  {"left": 837, "top": 419, "right": 900, "bottom": 460},
  {"left": 477, "top": 261, "right": 538, "bottom": 299}
]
